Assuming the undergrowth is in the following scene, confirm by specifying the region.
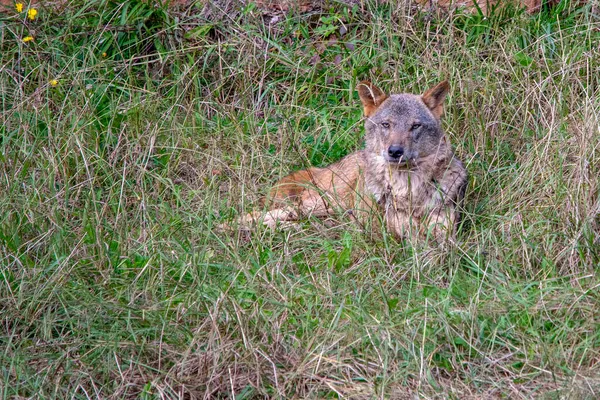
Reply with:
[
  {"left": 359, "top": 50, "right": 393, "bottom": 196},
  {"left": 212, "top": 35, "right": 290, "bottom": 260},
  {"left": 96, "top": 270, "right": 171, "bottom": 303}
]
[{"left": 1, "top": 0, "right": 599, "bottom": 398}]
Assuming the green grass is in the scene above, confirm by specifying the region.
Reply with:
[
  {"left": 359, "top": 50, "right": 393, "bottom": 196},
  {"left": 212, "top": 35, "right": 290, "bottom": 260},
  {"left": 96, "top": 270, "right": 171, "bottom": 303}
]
[{"left": 1, "top": 0, "right": 599, "bottom": 398}]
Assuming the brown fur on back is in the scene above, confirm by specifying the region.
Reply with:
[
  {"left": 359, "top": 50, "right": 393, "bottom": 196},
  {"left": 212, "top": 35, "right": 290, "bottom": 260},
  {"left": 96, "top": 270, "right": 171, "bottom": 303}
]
[{"left": 268, "top": 152, "right": 369, "bottom": 216}]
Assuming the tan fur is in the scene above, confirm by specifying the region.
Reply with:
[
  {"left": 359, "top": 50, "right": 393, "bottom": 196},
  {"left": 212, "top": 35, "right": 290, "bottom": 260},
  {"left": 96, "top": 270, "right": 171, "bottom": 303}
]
[{"left": 238, "top": 81, "right": 468, "bottom": 241}]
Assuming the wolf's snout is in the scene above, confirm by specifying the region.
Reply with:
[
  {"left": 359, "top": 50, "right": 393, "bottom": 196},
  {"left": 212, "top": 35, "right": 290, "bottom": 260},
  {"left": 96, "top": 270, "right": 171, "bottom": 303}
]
[{"left": 387, "top": 145, "right": 404, "bottom": 159}]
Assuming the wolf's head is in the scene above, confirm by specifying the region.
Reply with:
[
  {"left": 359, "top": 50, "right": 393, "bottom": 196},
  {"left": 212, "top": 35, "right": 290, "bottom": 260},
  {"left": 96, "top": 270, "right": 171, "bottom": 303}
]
[{"left": 358, "top": 81, "right": 449, "bottom": 167}]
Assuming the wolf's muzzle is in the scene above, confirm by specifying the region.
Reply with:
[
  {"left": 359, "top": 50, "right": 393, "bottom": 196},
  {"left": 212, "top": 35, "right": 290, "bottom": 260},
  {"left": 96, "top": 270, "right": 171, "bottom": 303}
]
[{"left": 387, "top": 145, "right": 404, "bottom": 160}]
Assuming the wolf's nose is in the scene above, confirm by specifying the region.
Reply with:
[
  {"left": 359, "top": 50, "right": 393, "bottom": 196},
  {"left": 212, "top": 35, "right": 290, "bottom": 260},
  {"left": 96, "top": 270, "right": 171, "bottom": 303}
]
[{"left": 388, "top": 145, "right": 404, "bottom": 159}]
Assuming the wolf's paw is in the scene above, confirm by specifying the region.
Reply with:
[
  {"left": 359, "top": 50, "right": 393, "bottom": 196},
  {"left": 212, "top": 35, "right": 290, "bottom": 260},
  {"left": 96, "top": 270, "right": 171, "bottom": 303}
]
[
  {"left": 424, "top": 213, "right": 455, "bottom": 243},
  {"left": 218, "top": 207, "right": 301, "bottom": 234}
]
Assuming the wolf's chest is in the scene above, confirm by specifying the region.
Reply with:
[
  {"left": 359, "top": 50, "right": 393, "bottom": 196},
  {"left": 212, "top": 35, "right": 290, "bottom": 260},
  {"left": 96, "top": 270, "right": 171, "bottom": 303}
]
[{"left": 367, "top": 168, "right": 437, "bottom": 213}]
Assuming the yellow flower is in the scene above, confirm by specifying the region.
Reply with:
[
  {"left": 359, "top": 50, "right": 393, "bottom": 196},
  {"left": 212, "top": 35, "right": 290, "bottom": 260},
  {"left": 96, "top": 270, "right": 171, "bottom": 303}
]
[
  {"left": 16, "top": 3, "right": 23, "bottom": 13},
  {"left": 102, "top": 52, "right": 107, "bottom": 57},
  {"left": 27, "top": 8, "right": 37, "bottom": 21},
  {"left": 22, "top": 36, "right": 34, "bottom": 42},
  {"left": 50, "top": 79, "right": 58, "bottom": 86}
]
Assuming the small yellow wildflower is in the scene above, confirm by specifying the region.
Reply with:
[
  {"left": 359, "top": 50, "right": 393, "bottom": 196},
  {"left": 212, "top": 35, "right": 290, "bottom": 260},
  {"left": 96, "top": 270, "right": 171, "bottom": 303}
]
[
  {"left": 102, "top": 52, "right": 107, "bottom": 57},
  {"left": 50, "top": 79, "right": 58, "bottom": 86},
  {"left": 22, "top": 36, "right": 34, "bottom": 42},
  {"left": 27, "top": 8, "right": 37, "bottom": 21},
  {"left": 16, "top": 3, "right": 24, "bottom": 13}
]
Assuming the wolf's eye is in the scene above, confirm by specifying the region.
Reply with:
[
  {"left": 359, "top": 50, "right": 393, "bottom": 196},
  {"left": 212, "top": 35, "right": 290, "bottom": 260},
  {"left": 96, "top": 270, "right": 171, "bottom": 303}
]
[
  {"left": 410, "top": 123, "right": 422, "bottom": 131},
  {"left": 381, "top": 122, "right": 390, "bottom": 128}
]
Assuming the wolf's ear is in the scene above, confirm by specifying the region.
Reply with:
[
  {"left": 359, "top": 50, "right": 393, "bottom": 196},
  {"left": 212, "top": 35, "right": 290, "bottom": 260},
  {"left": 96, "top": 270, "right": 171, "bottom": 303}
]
[
  {"left": 422, "top": 81, "right": 450, "bottom": 119},
  {"left": 358, "top": 81, "right": 388, "bottom": 117}
]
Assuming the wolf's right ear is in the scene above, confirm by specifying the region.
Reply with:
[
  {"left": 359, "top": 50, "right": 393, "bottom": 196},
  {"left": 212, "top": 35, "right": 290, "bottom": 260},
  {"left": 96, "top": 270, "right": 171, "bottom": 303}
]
[{"left": 358, "top": 81, "right": 388, "bottom": 117}]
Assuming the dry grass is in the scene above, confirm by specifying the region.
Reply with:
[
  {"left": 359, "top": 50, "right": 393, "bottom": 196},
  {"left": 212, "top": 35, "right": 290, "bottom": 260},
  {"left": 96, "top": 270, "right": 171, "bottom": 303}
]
[{"left": 1, "top": 0, "right": 599, "bottom": 398}]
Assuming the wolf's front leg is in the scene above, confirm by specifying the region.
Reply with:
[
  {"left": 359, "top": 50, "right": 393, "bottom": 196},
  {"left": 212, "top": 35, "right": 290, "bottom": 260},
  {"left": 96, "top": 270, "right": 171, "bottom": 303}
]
[
  {"left": 435, "top": 157, "right": 468, "bottom": 206},
  {"left": 239, "top": 207, "right": 299, "bottom": 229},
  {"left": 424, "top": 206, "right": 456, "bottom": 241}
]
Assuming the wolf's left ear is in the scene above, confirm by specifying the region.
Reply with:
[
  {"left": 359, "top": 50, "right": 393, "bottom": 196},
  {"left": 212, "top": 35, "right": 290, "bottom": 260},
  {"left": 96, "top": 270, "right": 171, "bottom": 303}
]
[
  {"left": 422, "top": 81, "right": 450, "bottom": 119},
  {"left": 358, "top": 81, "right": 388, "bottom": 117}
]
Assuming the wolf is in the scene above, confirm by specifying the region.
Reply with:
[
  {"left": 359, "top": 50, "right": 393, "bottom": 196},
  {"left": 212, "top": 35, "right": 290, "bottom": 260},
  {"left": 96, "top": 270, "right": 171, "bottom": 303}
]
[{"left": 239, "top": 81, "right": 467, "bottom": 241}]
